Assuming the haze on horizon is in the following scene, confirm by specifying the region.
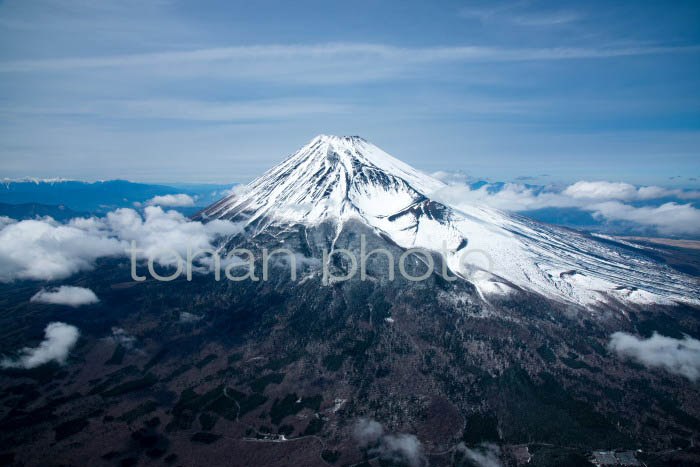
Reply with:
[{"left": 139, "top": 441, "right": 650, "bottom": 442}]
[{"left": 0, "top": 0, "right": 698, "bottom": 188}]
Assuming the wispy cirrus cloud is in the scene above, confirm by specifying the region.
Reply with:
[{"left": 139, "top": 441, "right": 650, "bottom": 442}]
[
  {"left": 458, "top": 0, "right": 581, "bottom": 26},
  {"left": 0, "top": 0, "right": 697, "bottom": 185},
  {"left": 0, "top": 98, "right": 352, "bottom": 122},
  {"left": 0, "top": 43, "right": 696, "bottom": 75},
  {"left": 509, "top": 10, "right": 581, "bottom": 26}
]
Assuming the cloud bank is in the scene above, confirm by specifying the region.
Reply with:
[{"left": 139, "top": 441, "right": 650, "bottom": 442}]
[
  {"left": 147, "top": 193, "right": 195, "bottom": 207},
  {"left": 0, "top": 217, "right": 125, "bottom": 282},
  {"left": 608, "top": 332, "right": 700, "bottom": 381},
  {"left": 430, "top": 178, "right": 700, "bottom": 236},
  {"left": 0, "top": 206, "right": 243, "bottom": 282},
  {"left": 101, "top": 206, "right": 243, "bottom": 269},
  {"left": 0, "top": 216, "right": 17, "bottom": 229},
  {"left": 563, "top": 181, "right": 700, "bottom": 201},
  {"left": 2, "top": 43, "right": 697, "bottom": 77},
  {"left": 31, "top": 286, "right": 99, "bottom": 307},
  {"left": 1, "top": 322, "right": 80, "bottom": 369}
]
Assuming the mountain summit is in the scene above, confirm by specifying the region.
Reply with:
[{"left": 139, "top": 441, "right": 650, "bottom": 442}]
[
  {"left": 200, "top": 134, "right": 446, "bottom": 225},
  {"left": 199, "top": 135, "right": 699, "bottom": 307}
]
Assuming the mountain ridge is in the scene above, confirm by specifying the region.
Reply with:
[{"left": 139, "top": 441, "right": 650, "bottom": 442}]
[{"left": 197, "top": 135, "right": 700, "bottom": 308}]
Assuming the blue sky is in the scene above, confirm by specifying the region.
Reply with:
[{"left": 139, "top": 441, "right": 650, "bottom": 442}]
[{"left": 0, "top": 0, "right": 698, "bottom": 186}]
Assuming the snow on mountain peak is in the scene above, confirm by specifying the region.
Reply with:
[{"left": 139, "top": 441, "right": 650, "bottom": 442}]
[
  {"left": 301, "top": 134, "right": 444, "bottom": 193},
  {"left": 201, "top": 134, "right": 446, "bottom": 226},
  {"left": 199, "top": 135, "right": 699, "bottom": 308}
]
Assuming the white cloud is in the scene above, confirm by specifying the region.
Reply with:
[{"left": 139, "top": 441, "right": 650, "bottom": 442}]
[
  {"left": 0, "top": 206, "right": 243, "bottom": 282},
  {"left": 432, "top": 182, "right": 571, "bottom": 212},
  {"left": 564, "top": 181, "right": 642, "bottom": 201},
  {"left": 224, "top": 184, "right": 250, "bottom": 198},
  {"left": 353, "top": 418, "right": 384, "bottom": 447},
  {"left": 589, "top": 201, "right": 700, "bottom": 236},
  {"left": 147, "top": 193, "right": 195, "bottom": 207},
  {"left": 372, "top": 433, "right": 425, "bottom": 467},
  {"left": 431, "top": 171, "right": 473, "bottom": 184},
  {"left": 0, "top": 216, "right": 17, "bottom": 229},
  {"left": 430, "top": 180, "right": 700, "bottom": 236},
  {"left": 563, "top": 181, "right": 700, "bottom": 201},
  {"left": 103, "top": 206, "right": 243, "bottom": 269},
  {"left": 457, "top": 442, "right": 503, "bottom": 467},
  {"left": 1, "top": 322, "right": 79, "bottom": 369},
  {"left": 0, "top": 217, "right": 125, "bottom": 282},
  {"left": 608, "top": 332, "right": 700, "bottom": 381},
  {"left": 353, "top": 418, "right": 425, "bottom": 467},
  {"left": 30, "top": 285, "right": 99, "bottom": 307}
]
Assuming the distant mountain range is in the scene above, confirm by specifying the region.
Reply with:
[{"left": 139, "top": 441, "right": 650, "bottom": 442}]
[
  {"left": 0, "top": 179, "right": 231, "bottom": 214},
  {"left": 0, "top": 202, "right": 89, "bottom": 221}
]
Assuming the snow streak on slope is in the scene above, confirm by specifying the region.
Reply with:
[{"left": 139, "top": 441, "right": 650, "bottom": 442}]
[
  {"left": 200, "top": 135, "right": 463, "bottom": 249},
  {"left": 200, "top": 135, "right": 699, "bottom": 307},
  {"left": 446, "top": 204, "right": 696, "bottom": 306}
]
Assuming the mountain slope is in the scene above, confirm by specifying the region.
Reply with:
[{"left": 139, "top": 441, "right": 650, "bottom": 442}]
[{"left": 198, "top": 135, "right": 699, "bottom": 307}]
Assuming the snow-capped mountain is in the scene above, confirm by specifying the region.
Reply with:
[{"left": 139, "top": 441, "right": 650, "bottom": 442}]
[{"left": 199, "top": 135, "right": 699, "bottom": 307}]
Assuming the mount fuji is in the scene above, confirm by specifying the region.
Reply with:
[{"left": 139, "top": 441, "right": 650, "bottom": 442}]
[{"left": 197, "top": 134, "right": 698, "bottom": 308}]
